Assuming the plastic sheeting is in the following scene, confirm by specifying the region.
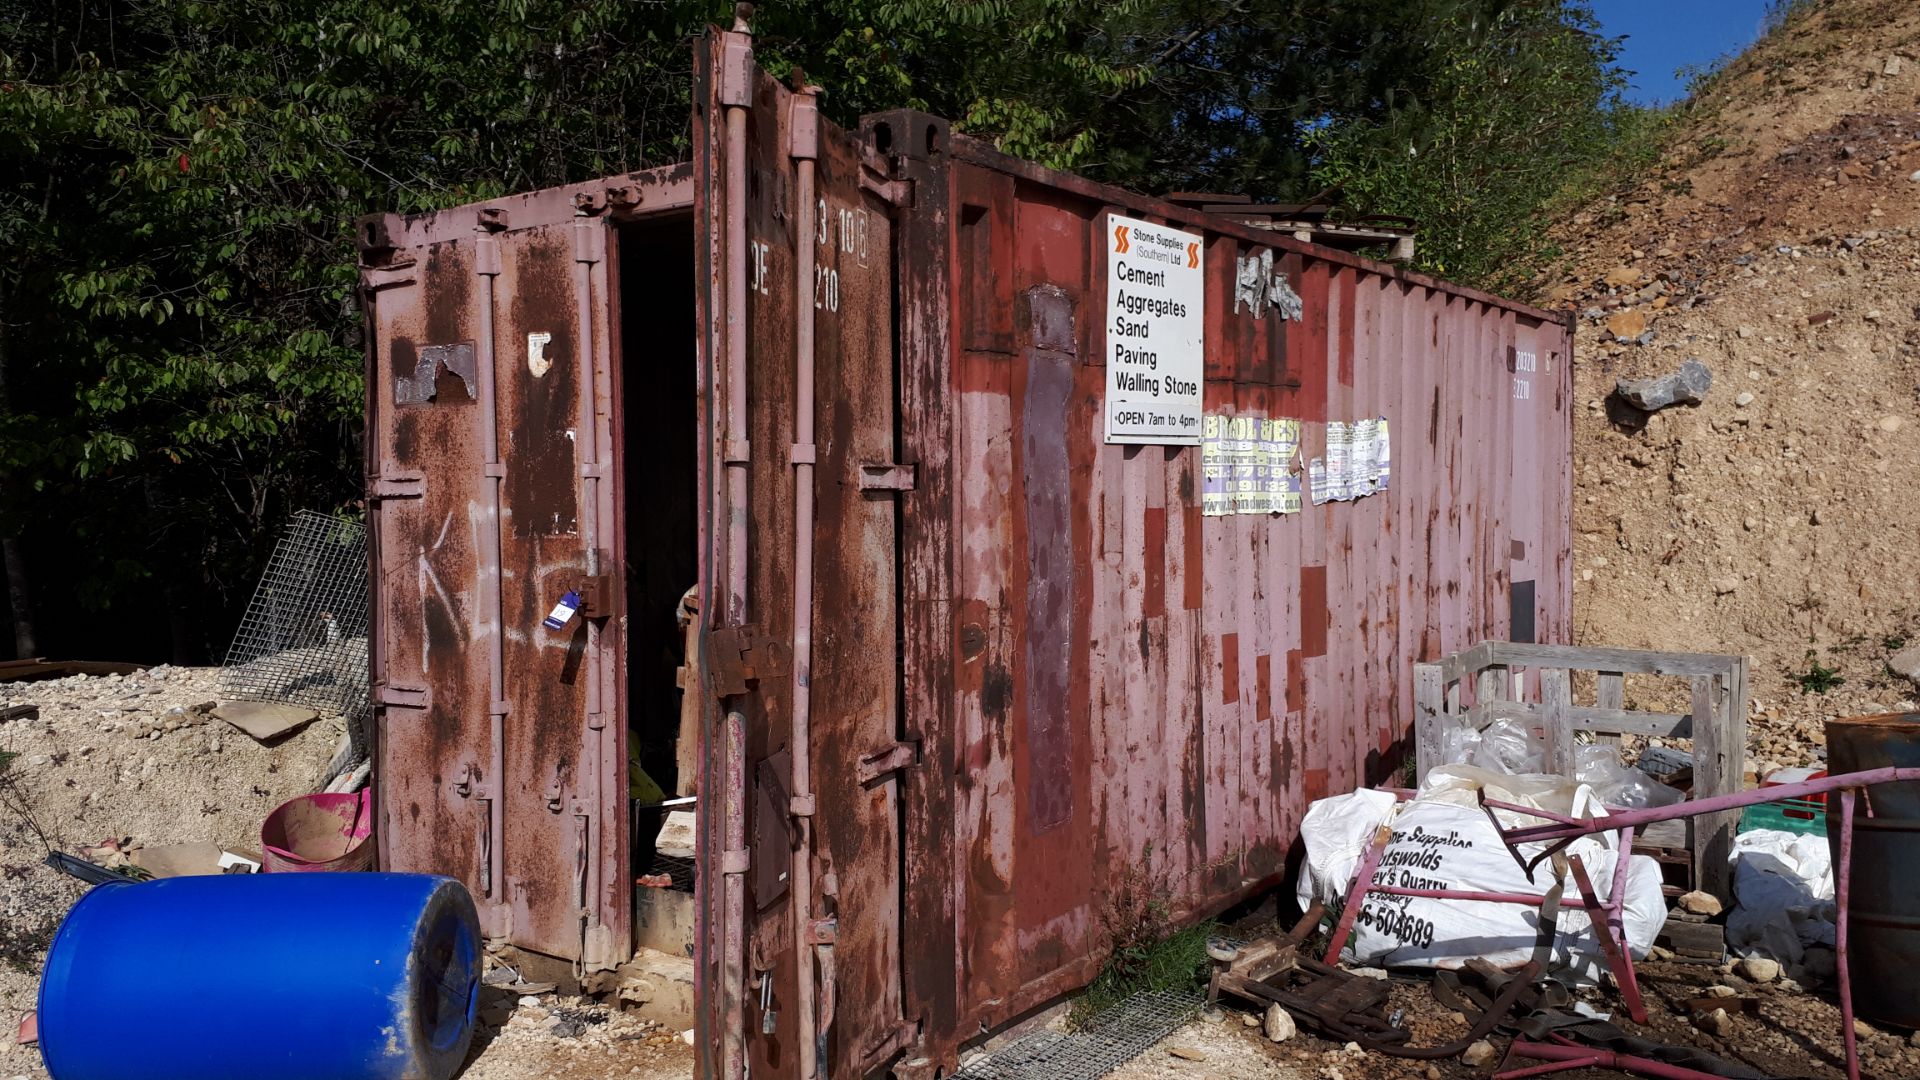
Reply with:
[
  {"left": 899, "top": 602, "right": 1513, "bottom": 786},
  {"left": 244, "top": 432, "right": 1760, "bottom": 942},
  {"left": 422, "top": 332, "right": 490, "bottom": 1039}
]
[{"left": 1726, "top": 828, "right": 1835, "bottom": 973}]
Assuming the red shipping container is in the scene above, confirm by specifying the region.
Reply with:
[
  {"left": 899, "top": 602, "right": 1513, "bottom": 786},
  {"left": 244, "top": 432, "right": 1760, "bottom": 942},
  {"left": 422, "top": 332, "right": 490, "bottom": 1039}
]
[{"left": 357, "top": 25, "right": 1573, "bottom": 1079}]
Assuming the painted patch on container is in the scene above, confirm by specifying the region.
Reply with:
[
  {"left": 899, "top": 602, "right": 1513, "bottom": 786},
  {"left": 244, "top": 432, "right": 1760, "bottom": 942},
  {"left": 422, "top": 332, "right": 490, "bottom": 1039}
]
[
  {"left": 1023, "top": 289, "right": 1077, "bottom": 832},
  {"left": 1509, "top": 580, "right": 1536, "bottom": 644},
  {"left": 1105, "top": 214, "right": 1203, "bottom": 445}
]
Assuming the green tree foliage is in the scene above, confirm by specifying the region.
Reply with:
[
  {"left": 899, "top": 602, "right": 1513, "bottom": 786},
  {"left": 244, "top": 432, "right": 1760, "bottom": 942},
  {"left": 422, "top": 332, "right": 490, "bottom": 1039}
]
[
  {"left": 1, "top": 0, "right": 1639, "bottom": 660},
  {"left": 1304, "top": 0, "right": 1646, "bottom": 290}
]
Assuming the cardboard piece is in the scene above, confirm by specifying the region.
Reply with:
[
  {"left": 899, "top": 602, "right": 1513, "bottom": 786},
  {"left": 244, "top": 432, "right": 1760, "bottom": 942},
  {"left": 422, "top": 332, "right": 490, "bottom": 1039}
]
[
  {"left": 130, "top": 842, "right": 262, "bottom": 878},
  {"left": 214, "top": 700, "right": 320, "bottom": 741}
]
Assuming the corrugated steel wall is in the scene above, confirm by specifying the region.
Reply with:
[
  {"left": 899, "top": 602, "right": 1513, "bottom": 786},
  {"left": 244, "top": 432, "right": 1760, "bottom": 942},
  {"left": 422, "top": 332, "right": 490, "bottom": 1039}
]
[{"left": 880, "top": 123, "right": 1573, "bottom": 1069}]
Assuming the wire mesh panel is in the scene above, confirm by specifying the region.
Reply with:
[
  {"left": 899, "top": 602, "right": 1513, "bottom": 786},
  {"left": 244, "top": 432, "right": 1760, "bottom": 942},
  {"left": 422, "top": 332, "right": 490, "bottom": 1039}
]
[
  {"left": 219, "top": 512, "right": 370, "bottom": 741},
  {"left": 949, "top": 990, "right": 1202, "bottom": 1080}
]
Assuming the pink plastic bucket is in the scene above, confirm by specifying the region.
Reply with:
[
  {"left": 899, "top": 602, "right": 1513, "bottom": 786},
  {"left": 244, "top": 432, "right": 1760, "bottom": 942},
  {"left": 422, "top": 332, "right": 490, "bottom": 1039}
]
[{"left": 260, "top": 790, "right": 375, "bottom": 873}]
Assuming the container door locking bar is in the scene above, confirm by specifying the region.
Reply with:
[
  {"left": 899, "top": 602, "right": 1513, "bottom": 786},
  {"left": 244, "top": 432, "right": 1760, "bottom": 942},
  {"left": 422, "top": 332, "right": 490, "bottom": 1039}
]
[
  {"left": 856, "top": 463, "right": 916, "bottom": 492},
  {"left": 369, "top": 472, "right": 425, "bottom": 500}
]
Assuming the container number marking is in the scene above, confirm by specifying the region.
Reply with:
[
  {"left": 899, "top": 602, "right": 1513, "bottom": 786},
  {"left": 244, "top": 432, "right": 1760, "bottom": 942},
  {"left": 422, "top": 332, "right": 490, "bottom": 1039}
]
[
  {"left": 1512, "top": 349, "right": 1535, "bottom": 400},
  {"left": 815, "top": 266, "right": 840, "bottom": 313},
  {"left": 751, "top": 240, "right": 770, "bottom": 296},
  {"left": 818, "top": 200, "right": 869, "bottom": 268}
]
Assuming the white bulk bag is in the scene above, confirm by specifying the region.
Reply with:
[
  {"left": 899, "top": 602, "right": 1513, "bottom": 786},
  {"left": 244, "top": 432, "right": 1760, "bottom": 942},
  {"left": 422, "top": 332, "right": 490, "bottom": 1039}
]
[{"left": 1296, "top": 766, "right": 1667, "bottom": 984}]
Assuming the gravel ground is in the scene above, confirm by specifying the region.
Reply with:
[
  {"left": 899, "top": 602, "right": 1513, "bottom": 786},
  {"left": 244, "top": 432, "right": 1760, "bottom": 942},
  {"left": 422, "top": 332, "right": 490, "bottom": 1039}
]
[
  {"left": 1114, "top": 958, "right": 1916, "bottom": 1080},
  {"left": 0, "top": 666, "right": 692, "bottom": 1080}
]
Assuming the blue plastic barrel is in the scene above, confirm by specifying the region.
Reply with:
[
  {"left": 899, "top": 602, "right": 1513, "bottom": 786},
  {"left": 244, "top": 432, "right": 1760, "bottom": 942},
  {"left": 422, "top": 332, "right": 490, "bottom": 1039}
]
[{"left": 38, "top": 872, "right": 480, "bottom": 1080}]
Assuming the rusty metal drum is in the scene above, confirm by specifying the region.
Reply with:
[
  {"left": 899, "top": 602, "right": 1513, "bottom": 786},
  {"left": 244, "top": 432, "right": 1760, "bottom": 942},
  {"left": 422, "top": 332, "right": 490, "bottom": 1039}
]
[{"left": 1826, "top": 711, "right": 1920, "bottom": 1029}]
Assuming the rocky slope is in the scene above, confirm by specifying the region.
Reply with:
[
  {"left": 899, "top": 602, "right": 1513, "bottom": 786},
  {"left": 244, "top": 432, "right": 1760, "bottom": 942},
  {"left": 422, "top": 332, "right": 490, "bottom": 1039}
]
[{"left": 1551, "top": 0, "right": 1920, "bottom": 775}]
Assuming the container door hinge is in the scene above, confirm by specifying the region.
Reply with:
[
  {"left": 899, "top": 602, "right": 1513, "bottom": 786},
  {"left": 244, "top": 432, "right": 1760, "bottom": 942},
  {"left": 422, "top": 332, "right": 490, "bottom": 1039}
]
[
  {"left": 370, "top": 472, "right": 425, "bottom": 500},
  {"left": 857, "top": 463, "right": 916, "bottom": 492},
  {"left": 859, "top": 168, "right": 913, "bottom": 208},
  {"left": 857, "top": 740, "right": 920, "bottom": 784},
  {"left": 705, "top": 626, "right": 791, "bottom": 698},
  {"left": 374, "top": 682, "right": 429, "bottom": 709}
]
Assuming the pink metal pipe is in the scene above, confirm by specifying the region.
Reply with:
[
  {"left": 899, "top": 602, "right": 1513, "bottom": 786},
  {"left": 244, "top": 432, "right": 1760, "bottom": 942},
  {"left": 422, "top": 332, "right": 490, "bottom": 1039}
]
[
  {"left": 472, "top": 230, "right": 508, "bottom": 934},
  {"left": 719, "top": 20, "right": 753, "bottom": 1080},
  {"left": 1567, "top": 854, "right": 1646, "bottom": 1023},
  {"left": 1365, "top": 885, "right": 1603, "bottom": 909},
  {"left": 1837, "top": 786, "right": 1859, "bottom": 1080},
  {"left": 788, "top": 84, "right": 822, "bottom": 1080},
  {"left": 1493, "top": 1054, "right": 1607, "bottom": 1079},
  {"left": 1501, "top": 1042, "right": 1727, "bottom": 1080},
  {"left": 1481, "top": 797, "right": 1589, "bottom": 826},
  {"left": 1605, "top": 826, "right": 1641, "bottom": 1014},
  {"left": 1323, "top": 826, "right": 1391, "bottom": 964},
  {"left": 1502, "top": 767, "right": 1920, "bottom": 845},
  {"left": 572, "top": 216, "right": 605, "bottom": 974}
]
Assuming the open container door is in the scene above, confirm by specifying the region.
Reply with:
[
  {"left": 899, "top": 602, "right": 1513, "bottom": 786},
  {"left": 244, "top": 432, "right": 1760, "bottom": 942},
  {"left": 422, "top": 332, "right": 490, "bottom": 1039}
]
[
  {"left": 360, "top": 184, "right": 629, "bottom": 971},
  {"left": 693, "top": 21, "right": 909, "bottom": 1080}
]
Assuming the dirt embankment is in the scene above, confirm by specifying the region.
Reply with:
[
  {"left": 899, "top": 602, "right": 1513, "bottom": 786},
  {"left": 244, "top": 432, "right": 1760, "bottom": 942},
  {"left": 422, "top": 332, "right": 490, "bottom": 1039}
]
[{"left": 1549, "top": 0, "right": 1920, "bottom": 772}]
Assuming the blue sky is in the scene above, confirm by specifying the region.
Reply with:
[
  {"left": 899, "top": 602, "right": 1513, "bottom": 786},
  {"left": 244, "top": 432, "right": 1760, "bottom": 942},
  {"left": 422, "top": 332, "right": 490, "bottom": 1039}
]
[{"left": 1589, "top": 1, "right": 1775, "bottom": 105}]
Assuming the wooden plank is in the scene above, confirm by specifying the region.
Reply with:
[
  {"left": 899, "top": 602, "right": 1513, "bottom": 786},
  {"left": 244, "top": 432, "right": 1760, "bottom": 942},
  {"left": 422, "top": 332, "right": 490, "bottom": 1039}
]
[
  {"left": 1729, "top": 658, "right": 1749, "bottom": 784},
  {"left": 1637, "top": 819, "right": 1688, "bottom": 849},
  {"left": 1438, "top": 640, "right": 1494, "bottom": 683},
  {"left": 1485, "top": 642, "right": 1736, "bottom": 678},
  {"left": 1657, "top": 917, "right": 1726, "bottom": 960},
  {"left": 1692, "top": 674, "right": 1733, "bottom": 905},
  {"left": 1538, "top": 667, "right": 1572, "bottom": 775},
  {"left": 1466, "top": 700, "right": 1691, "bottom": 740},
  {"left": 1475, "top": 666, "right": 1502, "bottom": 711},
  {"left": 1594, "top": 671, "right": 1624, "bottom": 748},
  {"left": 0, "top": 658, "right": 147, "bottom": 682},
  {"left": 1414, "top": 664, "right": 1445, "bottom": 782}
]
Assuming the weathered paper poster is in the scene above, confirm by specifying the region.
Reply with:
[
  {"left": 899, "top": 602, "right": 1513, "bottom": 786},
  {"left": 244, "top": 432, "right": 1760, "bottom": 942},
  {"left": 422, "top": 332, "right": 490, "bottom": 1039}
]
[
  {"left": 1200, "top": 414, "right": 1302, "bottom": 516},
  {"left": 1309, "top": 417, "right": 1391, "bottom": 505}
]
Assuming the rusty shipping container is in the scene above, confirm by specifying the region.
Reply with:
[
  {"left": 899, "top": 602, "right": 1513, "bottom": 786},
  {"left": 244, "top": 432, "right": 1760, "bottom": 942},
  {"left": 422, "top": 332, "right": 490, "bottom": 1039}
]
[{"left": 357, "top": 23, "right": 1573, "bottom": 1080}]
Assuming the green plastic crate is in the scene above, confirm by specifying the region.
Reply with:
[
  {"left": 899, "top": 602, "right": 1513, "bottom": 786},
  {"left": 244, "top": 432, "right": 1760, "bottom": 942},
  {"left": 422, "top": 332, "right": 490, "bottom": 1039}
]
[{"left": 1739, "top": 800, "right": 1826, "bottom": 836}]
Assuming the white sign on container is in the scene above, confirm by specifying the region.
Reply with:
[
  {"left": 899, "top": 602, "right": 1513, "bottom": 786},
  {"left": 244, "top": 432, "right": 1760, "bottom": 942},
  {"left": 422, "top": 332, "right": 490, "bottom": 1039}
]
[{"left": 1104, "top": 214, "right": 1204, "bottom": 445}]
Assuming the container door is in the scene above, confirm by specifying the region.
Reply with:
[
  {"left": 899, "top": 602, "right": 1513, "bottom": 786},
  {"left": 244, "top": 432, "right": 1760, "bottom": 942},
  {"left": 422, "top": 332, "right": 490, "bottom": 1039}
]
[
  {"left": 363, "top": 206, "right": 626, "bottom": 968},
  {"left": 693, "top": 26, "right": 908, "bottom": 1078}
]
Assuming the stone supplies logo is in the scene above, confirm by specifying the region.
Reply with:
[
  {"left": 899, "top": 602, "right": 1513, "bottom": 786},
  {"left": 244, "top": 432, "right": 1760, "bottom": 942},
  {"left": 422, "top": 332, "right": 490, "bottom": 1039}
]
[{"left": 1104, "top": 213, "right": 1204, "bottom": 445}]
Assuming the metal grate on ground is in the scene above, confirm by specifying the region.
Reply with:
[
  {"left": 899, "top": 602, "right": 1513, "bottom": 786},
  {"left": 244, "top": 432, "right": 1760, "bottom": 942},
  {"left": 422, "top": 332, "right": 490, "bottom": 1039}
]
[
  {"left": 219, "top": 511, "right": 371, "bottom": 742},
  {"left": 949, "top": 989, "right": 1202, "bottom": 1080}
]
